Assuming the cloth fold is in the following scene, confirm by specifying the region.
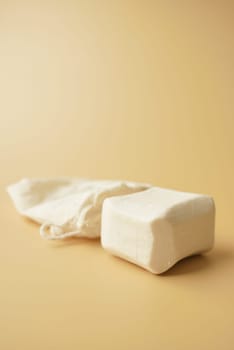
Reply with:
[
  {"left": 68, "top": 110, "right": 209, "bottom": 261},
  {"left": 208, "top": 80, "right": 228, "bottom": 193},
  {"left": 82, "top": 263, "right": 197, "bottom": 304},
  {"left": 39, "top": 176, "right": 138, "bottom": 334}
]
[{"left": 7, "top": 178, "right": 150, "bottom": 240}]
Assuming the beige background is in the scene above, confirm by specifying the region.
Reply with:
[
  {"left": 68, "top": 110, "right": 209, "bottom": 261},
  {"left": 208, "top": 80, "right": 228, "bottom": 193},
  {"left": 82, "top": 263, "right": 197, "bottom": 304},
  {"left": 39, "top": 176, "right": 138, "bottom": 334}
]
[{"left": 0, "top": 1, "right": 234, "bottom": 349}]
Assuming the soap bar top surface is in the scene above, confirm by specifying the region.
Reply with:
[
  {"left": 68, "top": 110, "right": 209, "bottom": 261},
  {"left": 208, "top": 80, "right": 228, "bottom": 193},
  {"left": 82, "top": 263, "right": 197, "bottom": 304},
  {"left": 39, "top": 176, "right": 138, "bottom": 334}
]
[
  {"left": 105, "top": 187, "right": 212, "bottom": 222},
  {"left": 101, "top": 187, "right": 215, "bottom": 274}
]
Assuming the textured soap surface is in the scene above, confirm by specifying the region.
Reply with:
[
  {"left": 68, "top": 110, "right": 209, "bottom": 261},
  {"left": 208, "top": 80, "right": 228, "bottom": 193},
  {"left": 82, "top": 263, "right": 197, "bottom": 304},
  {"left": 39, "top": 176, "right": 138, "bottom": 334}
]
[{"left": 101, "top": 187, "right": 215, "bottom": 274}]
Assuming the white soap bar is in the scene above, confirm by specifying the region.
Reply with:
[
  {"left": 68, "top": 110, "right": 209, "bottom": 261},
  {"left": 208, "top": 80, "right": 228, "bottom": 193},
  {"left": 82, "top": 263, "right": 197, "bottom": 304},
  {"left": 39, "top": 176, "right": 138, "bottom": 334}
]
[
  {"left": 101, "top": 187, "right": 215, "bottom": 274},
  {"left": 7, "top": 178, "right": 150, "bottom": 239}
]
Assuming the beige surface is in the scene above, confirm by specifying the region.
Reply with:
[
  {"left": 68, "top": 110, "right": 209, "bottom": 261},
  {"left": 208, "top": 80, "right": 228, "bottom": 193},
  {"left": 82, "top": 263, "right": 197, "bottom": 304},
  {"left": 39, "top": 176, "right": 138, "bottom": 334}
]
[{"left": 0, "top": 1, "right": 234, "bottom": 349}]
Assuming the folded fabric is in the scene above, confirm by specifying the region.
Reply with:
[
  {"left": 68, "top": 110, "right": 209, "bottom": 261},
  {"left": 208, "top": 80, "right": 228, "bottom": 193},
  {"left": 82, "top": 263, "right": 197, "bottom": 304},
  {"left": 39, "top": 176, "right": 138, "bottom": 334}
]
[{"left": 7, "top": 178, "right": 150, "bottom": 240}]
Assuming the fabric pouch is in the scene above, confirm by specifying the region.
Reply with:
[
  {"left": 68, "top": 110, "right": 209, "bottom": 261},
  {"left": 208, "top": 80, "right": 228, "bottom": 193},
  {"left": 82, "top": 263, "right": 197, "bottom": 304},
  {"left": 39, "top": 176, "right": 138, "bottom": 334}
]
[{"left": 7, "top": 178, "right": 149, "bottom": 240}]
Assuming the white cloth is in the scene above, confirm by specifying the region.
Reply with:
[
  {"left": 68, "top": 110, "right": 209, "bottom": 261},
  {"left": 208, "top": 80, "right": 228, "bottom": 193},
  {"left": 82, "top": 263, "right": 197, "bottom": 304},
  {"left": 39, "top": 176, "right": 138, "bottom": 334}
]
[{"left": 7, "top": 178, "right": 150, "bottom": 240}]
